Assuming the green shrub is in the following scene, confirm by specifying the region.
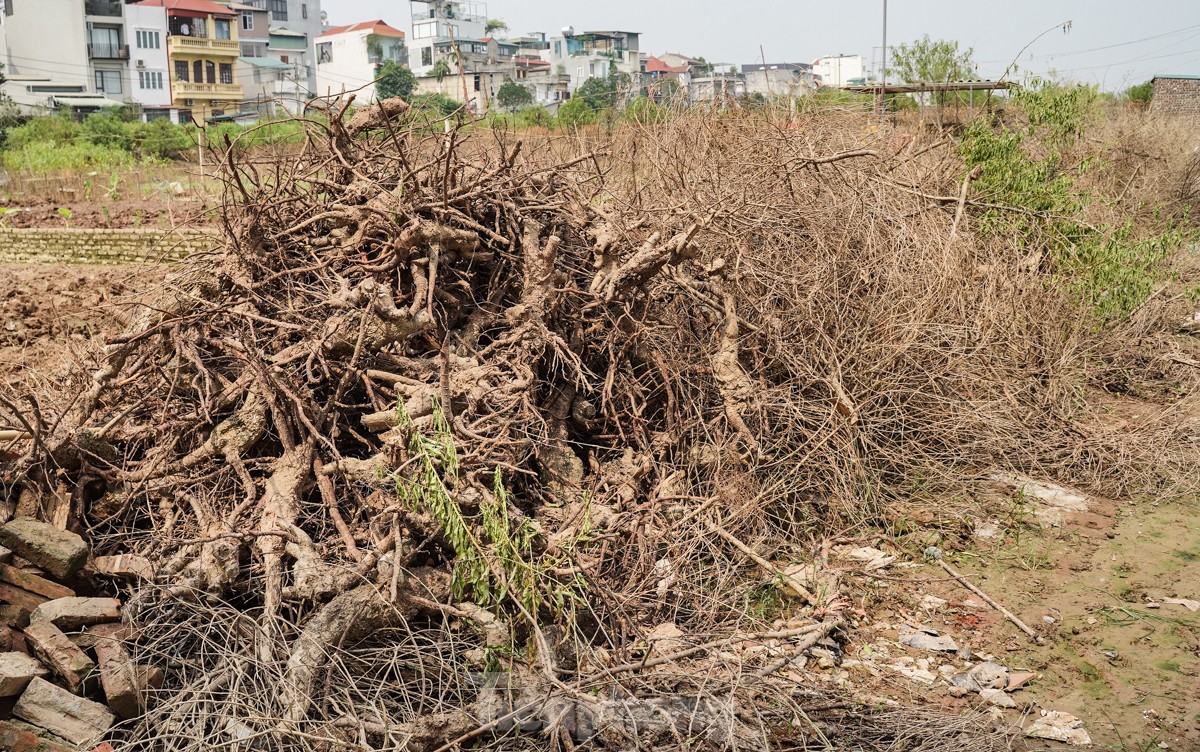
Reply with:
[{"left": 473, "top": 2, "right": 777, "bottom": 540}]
[
  {"left": 2, "top": 139, "right": 136, "bottom": 172},
  {"left": 623, "top": 96, "right": 666, "bottom": 125},
  {"left": 410, "top": 93, "right": 463, "bottom": 117},
  {"left": 516, "top": 105, "right": 553, "bottom": 129},
  {"left": 556, "top": 97, "right": 596, "bottom": 129}
]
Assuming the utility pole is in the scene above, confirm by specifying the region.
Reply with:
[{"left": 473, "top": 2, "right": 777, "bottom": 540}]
[{"left": 880, "top": 0, "right": 887, "bottom": 125}]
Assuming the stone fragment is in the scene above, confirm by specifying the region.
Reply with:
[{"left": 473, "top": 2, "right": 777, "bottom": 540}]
[
  {"left": 136, "top": 663, "right": 165, "bottom": 692},
  {"left": 12, "top": 677, "right": 116, "bottom": 746},
  {"left": 30, "top": 597, "right": 121, "bottom": 631},
  {"left": 0, "top": 519, "right": 88, "bottom": 580},
  {"left": 0, "top": 564, "right": 75, "bottom": 600},
  {"left": 1006, "top": 670, "right": 1036, "bottom": 691},
  {"left": 646, "top": 622, "right": 687, "bottom": 657},
  {"left": 71, "top": 620, "right": 139, "bottom": 649},
  {"left": 0, "top": 652, "right": 48, "bottom": 696},
  {"left": 23, "top": 620, "right": 93, "bottom": 694},
  {"left": 0, "top": 625, "right": 28, "bottom": 653},
  {"left": 0, "top": 582, "right": 49, "bottom": 614},
  {"left": 1025, "top": 710, "right": 1091, "bottom": 746},
  {"left": 94, "top": 636, "right": 140, "bottom": 719},
  {"left": 979, "top": 688, "right": 1017, "bottom": 708},
  {"left": 0, "top": 603, "right": 29, "bottom": 627},
  {"left": 0, "top": 719, "right": 76, "bottom": 752},
  {"left": 92, "top": 554, "right": 154, "bottom": 581},
  {"left": 0, "top": 545, "right": 11, "bottom": 564},
  {"left": 898, "top": 625, "right": 959, "bottom": 652}
]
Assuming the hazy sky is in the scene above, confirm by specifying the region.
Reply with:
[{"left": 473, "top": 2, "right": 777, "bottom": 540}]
[{"left": 324, "top": 1, "right": 1200, "bottom": 91}]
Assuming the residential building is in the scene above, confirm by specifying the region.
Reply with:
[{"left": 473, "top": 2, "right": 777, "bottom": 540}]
[
  {"left": 544, "top": 30, "right": 641, "bottom": 96},
  {"left": 0, "top": 0, "right": 123, "bottom": 114},
  {"left": 812, "top": 54, "right": 866, "bottom": 87},
  {"left": 140, "top": 0, "right": 243, "bottom": 124},
  {"left": 315, "top": 20, "right": 406, "bottom": 103},
  {"left": 408, "top": 0, "right": 488, "bottom": 77},
  {"left": 645, "top": 55, "right": 691, "bottom": 101},
  {"left": 126, "top": 3, "right": 173, "bottom": 118},
  {"left": 1150, "top": 74, "right": 1200, "bottom": 120},
  {"left": 741, "top": 62, "right": 815, "bottom": 99},
  {"left": 688, "top": 73, "right": 745, "bottom": 105},
  {"left": 267, "top": 26, "right": 309, "bottom": 111},
  {"left": 238, "top": 0, "right": 321, "bottom": 94}
]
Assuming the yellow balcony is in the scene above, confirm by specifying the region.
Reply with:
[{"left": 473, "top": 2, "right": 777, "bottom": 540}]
[
  {"left": 169, "top": 36, "right": 240, "bottom": 56},
  {"left": 174, "top": 81, "right": 243, "bottom": 99}
]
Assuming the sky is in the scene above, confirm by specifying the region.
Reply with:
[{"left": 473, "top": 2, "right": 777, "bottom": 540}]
[{"left": 324, "top": 0, "right": 1200, "bottom": 92}]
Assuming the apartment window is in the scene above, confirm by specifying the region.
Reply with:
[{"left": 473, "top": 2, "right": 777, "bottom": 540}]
[
  {"left": 138, "top": 70, "right": 164, "bottom": 90},
  {"left": 554, "top": 41, "right": 561, "bottom": 57},
  {"left": 95, "top": 69, "right": 122, "bottom": 94},
  {"left": 4, "top": 0, "right": 12, "bottom": 17},
  {"left": 215, "top": 19, "right": 231, "bottom": 40},
  {"left": 205, "top": 61, "right": 216, "bottom": 84},
  {"left": 421, "top": 47, "right": 432, "bottom": 66},
  {"left": 241, "top": 10, "right": 253, "bottom": 30},
  {"left": 241, "top": 41, "right": 267, "bottom": 57},
  {"left": 175, "top": 60, "right": 189, "bottom": 81},
  {"left": 219, "top": 63, "right": 233, "bottom": 85},
  {"left": 178, "top": 109, "right": 192, "bottom": 125},
  {"left": 301, "top": 3, "right": 307, "bottom": 19},
  {"left": 317, "top": 42, "right": 332, "bottom": 64},
  {"left": 193, "top": 60, "right": 203, "bottom": 82},
  {"left": 135, "top": 30, "right": 161, "bottom": 49},
  {"left": 268, "top": 0, "right": 287, "bottom": 22},
  {"left": 89, "top": 26, "right": 121, "bottom": 58},
  {"left": 170, "top": 16, "right": 206, "bottom": 37}
]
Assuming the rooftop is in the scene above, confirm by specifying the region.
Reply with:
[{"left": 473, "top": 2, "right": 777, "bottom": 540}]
[
  {"left": 319, "top": 20, "right": 406, "bottom": 39},
  {"left": 136, "top": 0, "right": 236, "bottom": 16}
]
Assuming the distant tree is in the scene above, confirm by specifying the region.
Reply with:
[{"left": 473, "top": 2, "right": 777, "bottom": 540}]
[
  {"left": 1123, "top": 80, "right": 1153, "bottom": 106},
  {"left": 496, "top": 79, "right": 533, "bottom": 111},
  {"left": 888, "top": 35, "right": 976, "bottom": 106},
  {"left": 692, "top": 56, "right": 714, "bottom": 76},
  {"left": 484, "top": 18, "right": 508, "bottom": 36},
  {"left": 376, "top": 61, "right": 416, "bottom": 100},
  {"left": 557, "top": 96, "right": 596, "bottom": 128},
  {"left": 430, "top": 58, "right": 452, "bottom": 82},
  {"left": 410, "top": 93, "right": 464, "bottom": 117},
  {"left": 576, "top": 76, "right": 613, "bottom": 111}
]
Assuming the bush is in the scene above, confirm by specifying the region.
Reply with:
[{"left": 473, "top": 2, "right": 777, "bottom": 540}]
[
  {"left": 623, "top": 96, "right": 666, "bottom": 125},
  {"left": 2, "top": 139, "right": 136, "bottom": 172},
  {"left": 410, "top": 93, "right": 463, "bottom": 118},
  {"left": 556, "top": 97, "right": 596, "bottom": 129},
  {"left": 516, "top": 106, "right": 553, "bottom": 129},
  {"left": 496, "top": 80, "right": 533, "bottom": 111}
]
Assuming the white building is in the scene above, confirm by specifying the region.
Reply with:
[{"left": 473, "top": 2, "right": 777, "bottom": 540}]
[
  {"left": 126, "top": 3, "right": 173, "bottom": 116},
  {"left": 741, "top": 63, "right": 815, "bottom": 99},
  {"left": 315, "top": 20, "right": 406, "bottom": 102},
  {"left": 812, "top": 54, "right": 867, "bottom": 87},
  {"left": 0, "top": 0, "right": 171, "bottom": 118},
  {"left": 240, "top": 0, "right": 321, "bottom": 94},
  {"left": 543, "top": 29, "right": 641, "bottom": 95},
  {"left": 408, "top": 0, "right": 487, "bottom": 77}
]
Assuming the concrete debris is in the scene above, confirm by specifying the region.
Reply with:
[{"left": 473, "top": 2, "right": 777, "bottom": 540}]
[
  {"left": 0, "top": 652, "right": 48, "bottom": 697},
  {"left": 0, "top": 520, "right": 88, "bottom": 581},
  {"left": 29, "top": 597, "right": 121, "bottom": 631},
  {"left": 841, "top": 547, "right": 895, "bottom": 570},
  {"left": 1161, "top": 597, "right": 1200, "bottom": 612},
  {"left": 987, "top": 474, "right": 1093, "bottom": 527},
  {"left": 1179, "top": 310, "right": 1200, "bottom": 335},
  {"left": 979, "top": 688, "right": 1017, "bottom": 708},
  {"left": 12, "top": 677, "right": 116, "bottom": 746},
  {"left": 1025, "top": 709, "right": 1092, "bottom": 746},
  {"left": 898, "top": 625, "right": 959, "bottom": 652},
  {"left": 92, "top": 554, "right": 154, "bottom": 581},
  {"left": 919, "top": 594, "right": 948, "bottom": 610},
  {"left": 646, "top": 622, "right": 687, "bottom": 658},
  {"left": 1005, "top": 671, "right": 1035, "bottom": 691}
]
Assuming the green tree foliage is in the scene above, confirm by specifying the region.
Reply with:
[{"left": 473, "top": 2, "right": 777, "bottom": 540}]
[
  {"left": 410, "top": 93, "right": 462, "bottom": 117},
  {"left": 375, "top": 60, "right": 416, "bottom": 101},
  {"left": 484, "top": 18, "right": 508, "bottom": 36},
  {"left": 496, "top": 79, "right": 533, "bottom": 111},
  {"left": 693, "top": 56, "right": 714, "bottom": 76},
  {"left": 576, "top": 76, "right": 613, "bottom": 111},
  {"left": 623, "top": 96, "right": 665, "bottom": 124},
  {"left": 517, "top": 106, "right": 553, "bottom": 128},
  {"left": 889, "top": 35, "right": 976, "bottom": 107},
  {"left": 430, "top": 58, "right": 452, "bottom": 81},
  {"left": 1123, "top": 80, "right": 1153, "bottom": 105},
  {"left": 556, "top": 97, "right": 596, "bottom": 128}
]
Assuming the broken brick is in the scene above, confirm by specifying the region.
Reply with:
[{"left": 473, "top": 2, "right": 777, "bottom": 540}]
[
  {"left": 0, "top": 719, "right": 75, "bottom": 752},
  {"left": 0, "top": 564, "right": 74, "bottom": 601},
  {"left": 0, "top": 583, "right": 48, "bottom": 614},
  {"left": 0, "top": 519, "right": 88, "bottom": 580},
  {"left": 30, "top": 597, "right": 121, "bottom": 631},
  {"left": 0, "top": 652, "right": 48, "bottom": 696},
  {"left": 13, "top": 677, "right": 116, "bottom": 746},
  {"left": 23, "top": 621, "right": 93, "bottom": 694},
  {"left": 94, "top": 637, "right": 139, "bottom": 719}
]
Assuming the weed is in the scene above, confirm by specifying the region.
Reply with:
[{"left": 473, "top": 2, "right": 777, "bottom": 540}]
[{"left": 56, "top": 207, "right": 72, "bottom": 227}]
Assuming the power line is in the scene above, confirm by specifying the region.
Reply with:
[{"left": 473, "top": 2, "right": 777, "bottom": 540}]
[{"left": 1030, "top": 22, "right": 1200, "bottom": 59}]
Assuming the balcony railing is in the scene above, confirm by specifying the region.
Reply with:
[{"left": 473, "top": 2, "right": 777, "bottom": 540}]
[
  {"left": 85, "top": 0, "right": 122, "bottom": 17},
  {"left": 169, "top": 37, "right": 241, "bottom": 54},
  {"left": 174, "top": 81, "right": 243, "bottom": 98},
  {"left": 88, "top": 43, "right": 130, "bottom": 60}
]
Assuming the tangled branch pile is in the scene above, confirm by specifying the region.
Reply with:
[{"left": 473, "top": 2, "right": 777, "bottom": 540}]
[{"left": 6, "top": 99, "right": 1194, "bottom": 750}]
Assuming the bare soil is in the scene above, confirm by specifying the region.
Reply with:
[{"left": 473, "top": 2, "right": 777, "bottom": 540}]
[{"left": 0, "top": 197, "right": 215, "bottom": 229}]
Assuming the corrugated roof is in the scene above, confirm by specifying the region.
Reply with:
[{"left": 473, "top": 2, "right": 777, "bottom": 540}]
[
  {"left": 239, "top": 56, "right": 291, "bottom": 69},
  {"left": 136, "top": 0, "right": 236, "bottom": 16},
  {"left": 270, "top": 26, "right": 308, "bottom": 37},
  {"left": 319, "top": 20, "right": 405, "bottom": 39},
  {"left": 646, "top": 56, "right": 689, "bottom": 74}
]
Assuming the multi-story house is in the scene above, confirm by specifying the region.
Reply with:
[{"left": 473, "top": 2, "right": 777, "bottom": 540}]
[
  {"left": 226, "top": 0, "right": 285, "bottom": 116},
  {"left": 811, "top": 54, "right": 867, "bottom": 87},
  {"left": 0, "top": 0, "right": 172, "bottom": 116},
  {"left": 407, "top": 0, "right": 488, "bottom": 77},
  {"left": 138, "top": 0, "right": 243, "bottom": 124},
  {"left": 239, "top": 0, "right": 320, "bottom": 95},
  {"left": 314, "top": 20, "right": 406, "bottom": 103},
  {"left": 543, "top": 30, "right": 641, "bottom": 96}
]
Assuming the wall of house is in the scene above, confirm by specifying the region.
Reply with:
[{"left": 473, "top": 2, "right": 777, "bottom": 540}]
[
  {"left": 126, "top": 4, "right": 172, "bottom": 110},
  {"left": 813, "top": 55, "right": 865, "bottom": 87},
  {"left": 1, "top": 0, "right": 91, "bottom": 89},
  {"left": 315, "top": 30, "right": 379, "bottom": 100},
  {"left": 0, "top": 228, "right": 219, "bottom": 265},
  {"left": 1151, "top": 77, "right": 1200, "bottom": 118},
  {"left": 744, "top": 68, "right": 814, "bottom": 99}
]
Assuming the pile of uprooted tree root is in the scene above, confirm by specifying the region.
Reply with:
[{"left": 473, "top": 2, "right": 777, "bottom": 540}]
[{"left": 6, "top": 98, "right": 1194, "bottom": 750}]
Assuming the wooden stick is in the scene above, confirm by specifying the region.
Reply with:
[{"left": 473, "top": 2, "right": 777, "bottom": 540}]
[
  {"left": 938, "top": 559, "right": 1044, "bottom": 644},
  {"left": 706, "top": 520, "right": 815, "bottom": 604}
]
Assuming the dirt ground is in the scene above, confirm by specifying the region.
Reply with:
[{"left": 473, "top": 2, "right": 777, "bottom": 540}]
[
  {"left": 1, "top": 260, "right": 1197, "bottom": 751},
  {"left": 0, "top": 197, "right": 215, "bottom": 229}
]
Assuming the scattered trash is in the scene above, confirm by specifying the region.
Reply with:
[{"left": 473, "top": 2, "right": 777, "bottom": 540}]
[
  {"left": 988, "top": 473, "right": 1094, "bottom": 527},
  {"left": 1005, "top": 671, "right": 1035, "bottom": 691},
  {"left": 1025, "top": 710, "right": 1092, "bottom": 746},
  {"left": 898, "top": 625, "right": 959, "bottom": 653},
  {"left": 841, "top": 547, "right": 895, "bottom": 571},
  {"left": 1162, "top": 597, "right": 1200, "bottom": 612}
]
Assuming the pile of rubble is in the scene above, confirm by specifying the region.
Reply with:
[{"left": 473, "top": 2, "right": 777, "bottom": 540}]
[{"left": 0, "top": 517, "right": 159, "bottom": 750}]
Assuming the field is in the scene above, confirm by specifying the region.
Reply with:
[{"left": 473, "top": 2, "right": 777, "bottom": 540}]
[{"left": 0, "top": 91, "right": 1198, "bottom": 752}]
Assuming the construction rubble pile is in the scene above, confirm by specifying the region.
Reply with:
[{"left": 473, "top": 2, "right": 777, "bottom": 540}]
[{"left": 0, "top": 517, "right": 160, "bottom": 750}]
